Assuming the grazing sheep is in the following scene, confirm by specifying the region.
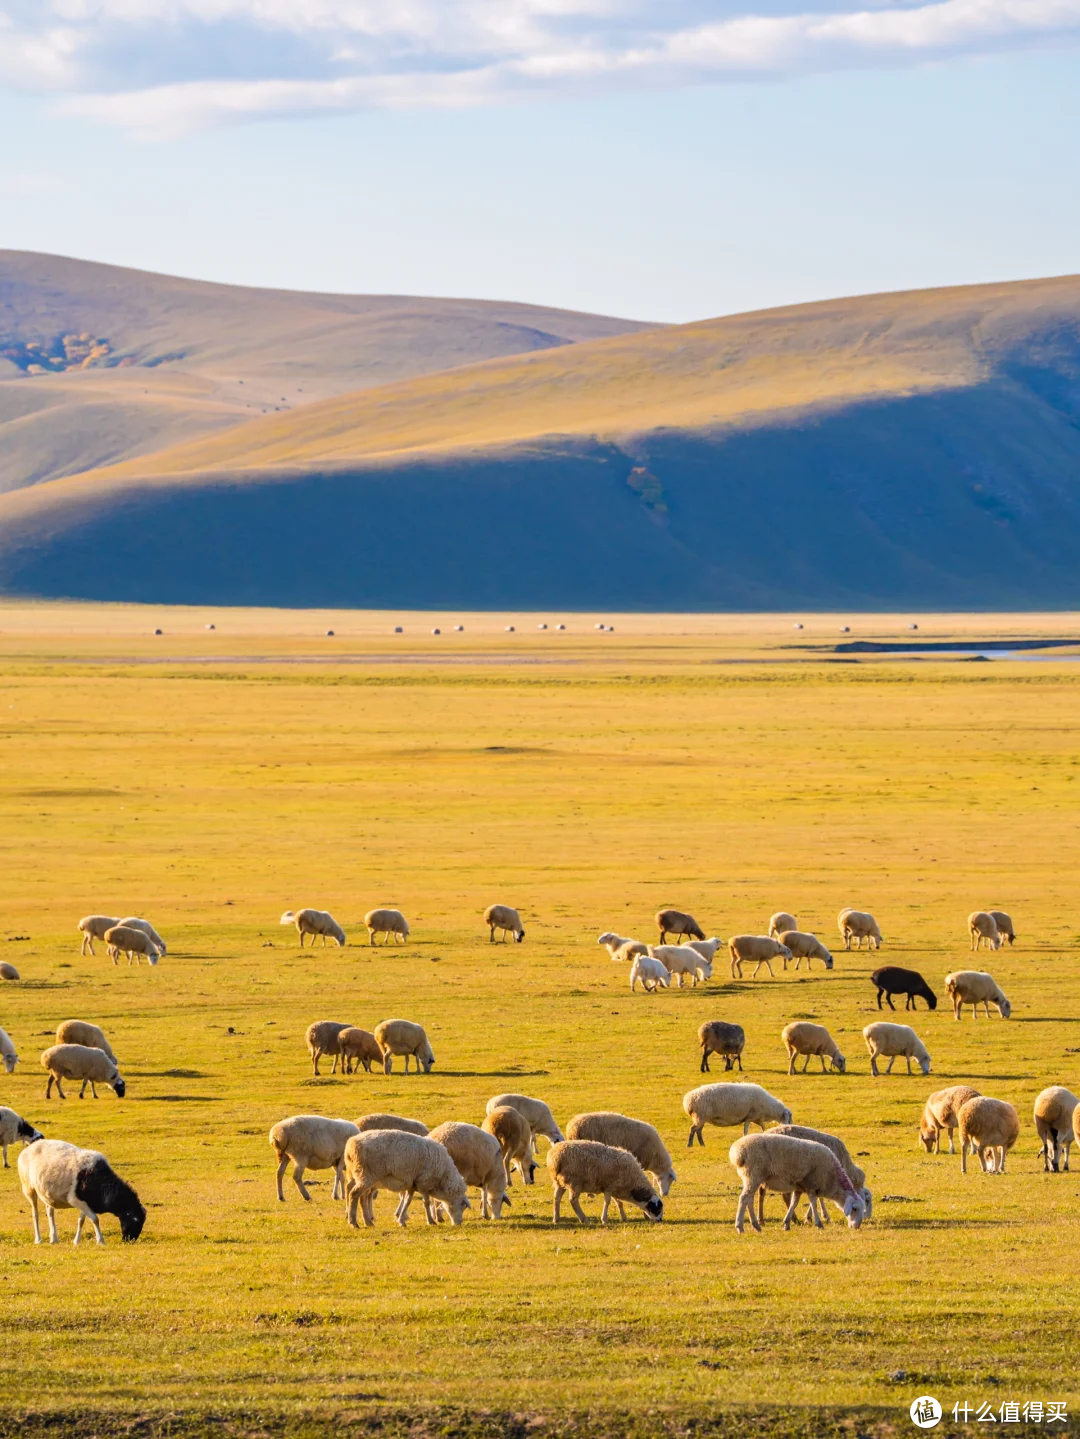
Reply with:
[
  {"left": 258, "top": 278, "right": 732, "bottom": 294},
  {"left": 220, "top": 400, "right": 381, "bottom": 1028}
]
[
  {"left": 683, "top": 1082, "right": 792, "bottom": 1147},
  {"left": 778, "top": 931, "right": 834, "bottom": 971},
  {"left": 870, "top": 966, "right": 937, "bottom": 1012},
  {"left": 78, "top": 915, "right": 118, "bottom": 956},
  {"left": 338, "top": 1027, "right": 382, "bottom": 1075},
  {"left": 768, "top": 912, "right": 798, "bottom": 940},
  {"left": 547, "top": 1139, "right": 663, "bottom": 1225},
  {"left": 305, "top": 1020, "right": 352, "bottom": 1076},
  {"left": 365, "top": 908, "right": 409, "bottom": 945},
  {"left": 0, "top": 963, "right": 18, "bottom": 981},
  {"left": 484, "top": 904, "right": 525, "bottom": 943},
  {"left": 55, "top": 1021, "right": 116, "bottom": 1064},
  {"left": 763, "top": 1124, "right": 872, "bottom": 1224},
  {"left": 40, "top": 1044, "right": 126, "bottom": 1099},
  {"left": 0, "top": 1026, "right": 17, "bottom": 1074},
  {"left": 629, "top": 953, "right": 670, "bottom": 993},
  {"left": 729, "top": 1132, "right": 865, "bottom": 1233},
  {"left": 945, "top": 970, "right": 1011, "bottom": 1020},
  {"left": 269, "top": 1115, "right": 359, "bottom": 1201},
  {"left": 1034, "top": 1086, "right": 1078, "bottom": 1173},
  {"left": 117, "top": 917, "right": 167, "bottom": 955},
  {"left": 968, "top": 911, "right": 1002, "bottom": 951},
  {"left": 698, "top": 1020, "right": 746, "bottom": 1073},
  {"left": 374, "top": 1019, "right": 434, "bottom": 1074},
  {"left": 782, "top": 1022, "right": 846, "bottom": 1075},
  {"left": 838, "top": 909, "right": 882, "bottom": 950},
  {"left": 862, "top": 1022, "right": 930, "bottom": 1077},
  {"left": 919, "top": 1085, "right": 981, "bottom": 1154},
  {"left": 0, "top": 1107, "right": 43, "bottom": 1166},
  {"left": 655, "top": 909, "right": 705, "bottom": 944},
  {"left": 958, "top": 1096, "right": 1020, "bottom": 1173},
  {"left": 103, "top": 924, "right": 160, "bottom": 967},
  {"left": 566, "top": 1112, "right": 676, "bottom": 1198},
  {"left": 648, "top": 945, "right": 712, "bottom": 987},
  {"left": 281, "top": 909, "right": 346, "bottom": 947},
  {"left": 684, "top": 937, "right": 722, "bottom": 963},
  {"left": 989, "top": 910, "right": 1016, "bottom": 946},
  {"left": 485, "top": 1094, "right": 563, "bottom": 1150},
  {"left": 354, "top": 1113, "right": 429, "bottom": 1136},
  {"left": 482, "top": 1105, "right": 536, "bottom": 1185},
  {"left": 427, "top": 1122, "right": 509, "bottom": 1218},
  {"left": 728, "top": 935, "right": 791, "bottom": 979},
  {"left": 18, "top": 1139, "right": 145, "bottom": 1245},
  {"left": 343, "top": 1129, "right": 470, "bottom": 1227},
  {"left": 597, "top": 933, "right": 648, "bottom": 961}
]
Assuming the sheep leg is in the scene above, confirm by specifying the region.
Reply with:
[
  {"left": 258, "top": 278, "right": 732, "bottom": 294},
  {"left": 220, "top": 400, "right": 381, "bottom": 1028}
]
[
  {"left": 599, "top": 1195, "right": 611, "bottom": 1225},
  {"left": 787, "top": 1050, "right": 796, "bottom": 1075},
  {"left": 45, "top": 1204, "right": 59, "bottom": 1244},
  {"left": 976, "top": 1145, "right": 988, "bottom": 1173},
  {"left": 819, "top": 1055, "right": 828, "bottom": 1073},
  {"left": 291, "top": 1163, "right": 312, "bottom": 1201},
  {"left": 806, "top": 1193, "right": 824, "bottom": 1229},
  {"left": 331, "top": 1054, "right": 339, "bottom": 1075},
  {"left": 700, "top": 1050, "right": 710, "bottom": 1073},
  {"left": 756, "top": 1186, "right": 766, "bottom": 1227},
  {"left": 552, "top": 1187, "right": 564, "bottom": 1224},
  {"left": 0, "top": 1143, "right": 6, "bottom": 1168},
  {"left": 687, "top": 1123, "right": 702, "bottom": 1147},
  {"left": 886, "top": 1057, "right": 896, "bottom": 1074},
  {"left": 72, "top": 1203, "right": 105, "bottom": 1246},
  {"left": 569, "top": 1192, "right": 590, "bottom": 1225},
  {"left": 361, "top": 1189, "right": 376, "bottom": 1226},
  {"left": 346, "top": 1186, "right": 361, "bottom": 1228},
  {"left": 997, "top": 1146, "right": 1007, "bottom": 1173},
  {"left": 735, "top": 1185, "right": 759, "bottom": 1233},
  {"left": 312, "top": 1050, "right": 321, "bottom": 1076},
  {"left": 275, "top": 1152, "right": 289, "bottom": 1200},
  {"left": 781, "top": 1193, "right": 800, "bottom": 1231},
  {"left": 422, "top": 1195, "right": 439, "bottom": 1225},
  {"left": 28, "top": 1191, "right": 42, "bottom": 1243},
  {"left": 332, "top": 1161, "right": 345, "bottom": 1200},
  {"left": 396, "top": 1191, "right": 413, "bottom": 1226}
]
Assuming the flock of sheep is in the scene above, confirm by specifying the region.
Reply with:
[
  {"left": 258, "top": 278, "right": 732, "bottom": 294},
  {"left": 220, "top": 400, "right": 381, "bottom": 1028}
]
[{"left": 0, "top": 894, "right": 1057, "bottom": 1245}]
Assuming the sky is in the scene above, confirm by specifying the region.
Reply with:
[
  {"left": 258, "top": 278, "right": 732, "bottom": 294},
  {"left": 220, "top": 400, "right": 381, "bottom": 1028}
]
[{"left": 0, "top": 1, "right": 1078, "bottom": 323}]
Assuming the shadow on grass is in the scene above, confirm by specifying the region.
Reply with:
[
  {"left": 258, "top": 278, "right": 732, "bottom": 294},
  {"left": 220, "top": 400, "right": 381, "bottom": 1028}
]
[
  {"left": 135, "top": 1094, "right": 223, "bottom": 1102},
  {"left": 435, "top": 1070, "right": 551, "bottom": 1079}
]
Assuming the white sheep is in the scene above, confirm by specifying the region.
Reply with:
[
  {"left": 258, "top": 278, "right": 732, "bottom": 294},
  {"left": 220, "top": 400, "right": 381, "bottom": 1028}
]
[
  {"left": 546, "top": 1139, "right": 664, "bottom": 1225},
  {"left": 768, "top": 912, "right": 798, "bottom": 939},
  {"left": 0, "top": 1107, "right": 42, "bottom": 1166},
  {"left": 343, "top": 1129, "right": 470, "bottom": 1227},
  {"left": 482, "top": 1105, "right": 536, "bottom": 1185},
  {"left": 118, "top": 916, "right": 167, "bottom": 955},
  {"left": 428, "top": 1121, "right": 510, "bottom": 1218},
  {"left": 305, "top": 1020, "right": 353, "bottom": 1075},
  {"left": 764, "top": 1123, "right": 872, "bottom": 1225},
  {"left": 729, "top": 1132, "right": 865, "bottom": 1232},
  {"left": 103, "top": 924, "right": 160, "bottom": 967},
  {"left": 778, "top": 930, "right": 834, "bottom": 971},
  {"left": 683, "top": 937, "right": 722, "bottom": 963},
  {"left": 647, "top": 945, "right": 712, "bottom": 987},
  {"left": 0, "top": 1026, "right": 18, "bottom": 1073},
  {"left": 365, "top": 908, "right": 409, "bottom": 945},
  {"left": 281, "top": 909, "right": 346, "bottom": 947},
  {"left": 484, "top": 904, "right": 525, "bottom": 943},
  {"left": 862, "top": 1022, "right": 930, "bottom": 1076},
  {"left": 838, "top": 909, "right": 882, "bottom": 950},
  {"left": 629, "top": 953, "right": 670, "bottom": 992},
  {"left": 782, "top": 1022, "right": 846, "bottom": 1074},
  {"left": 728, "top": 935, "right": 792, "bottom": 979},
  {"left": 374, "top": 1019, "right": 434, "bottom": 1074},
  {"left": 40, "top": 1044, "right": 126, "bottom": 1099},
  {"left": 683, "top": 1082, "right": 792, "bottom": 1147},
  {"left": 78, "top": 915, "right": 119, "bottom": 956},
  {"left": 919, "top": 1085, "right": 981, "bottom": 1154},
  {"left": 945, "top": 970, "right": 1011, "bottom": 1020},
  {"left": 18, "top": 1139, "right": 145, "bottom": 1244},
  {"left": 655, "top": 909, "right": 705, "bottom": 943},
  {"left": 485, "top": 1093, "right": 563, "bottom": 1151},
  {"left": 565, "top": 1112, "right": 676, "bottom": 1197},
  {"left": 968, "top": 911, "right": 1002, "bottom": 951},
  {"left": 269, "top": 1115, "right": 359, "bottom": 1201},
  {"left": 597, "top": 933, "right": 648, "bottom": 961},
  {"left": 958, "top": 1096, "right": 1020, "bottom": 1173},
  {"left": 1034, "top": 1086, "right": 1078, "bottom": 1173},
  {"left": 338, "top": 1027, "right": 382, "bottom": 1074},
  {"left": 989, "top": 910, "right": 1016, "bottom": 945},
  {"left": 55, "top": 1021, "right": 116, "bottom": 1064}
]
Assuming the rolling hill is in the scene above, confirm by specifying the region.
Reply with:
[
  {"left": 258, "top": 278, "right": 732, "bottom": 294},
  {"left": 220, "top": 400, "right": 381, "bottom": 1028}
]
[{"left": 2, "top": 264, "right": 1080, "bottom": 609}]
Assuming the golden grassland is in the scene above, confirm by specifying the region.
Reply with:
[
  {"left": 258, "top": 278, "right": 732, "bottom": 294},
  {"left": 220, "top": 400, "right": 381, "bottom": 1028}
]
[{"left": 2, "top": 607, "right": 1080, "bottom": 1435}]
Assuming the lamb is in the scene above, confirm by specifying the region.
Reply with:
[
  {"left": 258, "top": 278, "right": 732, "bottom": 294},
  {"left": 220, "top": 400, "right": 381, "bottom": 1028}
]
[
  {"left": 1034, "top": 1086, "right": 1078, "bottom": 1173},
  {"left": 0, "top": 1107, "right": 43, "bottom": 1166},
  {"left": 763, "top": 1124, "right": 872, "bottom": 1224},
  {"left": 269, "top": 1115, "right": 360, "bottom": 1201},
  {"left": 343, "top": 1129, "right": 470, "bottom": 1227},
  {"left": 782, "top": 1022, "right": 846, "bottom": 1075},
  {"left": 374, "top": 1019, "right": 434, "bottom": 1074},
  {"left": 484, "top": 904, "right": 525, "bottom": 943},
  {"left": 597, "top": 933, "right": 648, "bottom": 961},
  {"left": 957, "top": 1096, "right": 1020, "bottom": 1173},
  {"left": 55, "top": 1021, "right": 116, "bottom": 1064},
  {"left": 728, "top": 935, "right": 791, "bottom": 979},
  {"left": 647, "top": 945, "right": 712, "bottom": 987},
  {"left": 838, "top": 909, "right": 882, "bottom": 950},
  {"left": 862, "top": 1022, "right": 930, "bottom": 1076},
  {"left": 683, "top": 937, "right": 722, "bottom": 963},
  {"left": 989, "top": 910, "right": 1016, "bottom": 945},
  {"left": 485, "top": 1093, "right": 564, "bottom": 1150},
  {"left": 337, "top": 1027, "right": 382, "bottom": 1074},
  {"left": 683, "top": 1082, "right": 792, "bottom": 1146},
  {"left": 0, "top": 963, "right": 18, "bottom": 981},
  {"left": 729, "top": 1132, "right": 865, "bottom": 1232},
  {"left": 655, "top": 909, "right": 705, "bottom": 943},
  {"left": 870, "top": 966, "right": 937, "bottom": 1011},
  {"left": 968, "top": 911, "right": 1002, "bottom": 951},
  {"left": 565, "top": 1112, "right": 676, "bottom": 1197},
  {"left": 768, "top": 912, "right": 798, "bottom": 940},
  {"left": 355, "top": 1113, "right": 429, "bottom": 1136},
  {"left": 698, "top": 1020, "right": 746, "bottom": 1072},
  {"left": 40, "top": 1044, "right": 126, "bottom": 1099},
  {"left": 103, "top": 924, "right": 161, "bottom": 967},
  {"left": 18, "top": 1139, "right": 145, "bottom": 1244},
  {"left": 0, "top": 1026, "right": 17, "bottom": 1074},
  {"left": 280, "top": 909, "right": 346, "bottom": 947},
  {"left": 945, "top": 970, "right": 1011, "bottom": 1020},
  {"left": 305, "top": 1020, "right": 353, "bottom": 1076},
  {"left": 546, "top": 1139, "right": 663, "bottom": 1225},
  {"left": 777, "top": 931, "right": 834, "bottom": 971},
  {"left": 629, "top": 953, "right": 670, "bottom": 992},
  {"left": 118, "top": 916, "right": 167, "bottom": 955},
  {"left": 482, "top": 1105, "right": 536, "bottom": 1184},
  {"left": 427, "top": 1122, "right": 510, "bottom": 1218},
  {"left": 365, "top": 908, "right": 409, "bottom": 945},
  {"left": 78, "top": 915, "right": 118, "bottom": 956},
  {"left": 919, "top": 1085, "right": 981, "bottom": 1153}
]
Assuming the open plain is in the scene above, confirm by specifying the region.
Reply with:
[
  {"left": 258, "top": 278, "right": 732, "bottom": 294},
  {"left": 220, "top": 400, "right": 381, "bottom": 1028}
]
[{"left": 2, "top": 604, "right": 1080, "bottom": 1436}]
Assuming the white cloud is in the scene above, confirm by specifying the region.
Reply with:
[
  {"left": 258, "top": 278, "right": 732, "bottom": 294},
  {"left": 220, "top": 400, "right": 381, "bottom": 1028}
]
[{"left": 0, "top": 0, "right": 1076, "bottom": 134}]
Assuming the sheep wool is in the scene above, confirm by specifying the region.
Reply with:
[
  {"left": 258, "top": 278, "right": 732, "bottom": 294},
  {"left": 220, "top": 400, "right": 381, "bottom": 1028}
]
[
  {"left": 354, "top": 1113, "right": 430, "bottom": 1136},
  {"left": 945, "top": 971, "right": 1012, "bottom": 1021},
  {"left": 18, "top": 1139, "right": 145, "bottom": 1244},
  {"left": 482, "top": 1105, "right": 536, "bottom": 1185},
  {"left": 837, "top": 909, "right": 883, "bottom": 950},
  {"left": 782, "top": 1022, "right": 846, "bottom": 1075},
  {"left": 958, "top": 1097, "right": 1020, "bottom": 1174},
  {"left": 967, "top": 911, "right": 1002, "bottom": 951},
  {"left": 343, "top": 1129, "right": 470, "bottom": 1227},
  {"left": 269, "top": 1115, "right": 360, "bottom": 1201},
  {"left": 40, "top": 1044, "right": 126, "bottom": 1099},
  {"left": 698, "top": 1020, "right": 746, "bottom": 1073},
  {"left": 655, "top": 909, "right": 705, "bottom": 943},
  {"left": 364, "top": 908, "right": 410, "bottom": 945},
  {"left": 728, "top": 935, "right": 792, "bottom": 980},
  {"left": 1034, "top": 1087, "right": 1078, "bottom": 1173},
  {"left": 374, "top": 1019, "right": 434, "bottom": 1074},
  {"left": 337, "top": 1027, "right": 382, "bottom": 1075},
  {"left": 78, "top": 915, "right": 119, "bottom": 956},
  {"left": 919, "top": 1085, "right": 981, "bottom": 1154},
  {"left": 647, "top": 945, "right": 712, "bottom": 987},
  {"left": 485, "top": 1094, "right": 563, "bottom": 1148},
  {"left": 768, "top": 912, "right": 798, "bottom": 940},
  {"left": 0, "top": 1026, "right": 18, "bottom": 1074},
  {"left": 862, "top": 1022, "right": 931, "bottom": 1076},
  {"left": 777, "top": 931, "right": 834, "bottom": 971},
  {"left": 427, "top": 1121, "right": 509, "bottom": 1218},
  {"left": 683, "top": 1082, "right": 792, "bottom": 1147},
  {"left": 629, "top": 954, "right": 670, "bottom": 993},
  {"left": 483, "top": 905, "right": 525, "bottom": 943},
  {"left": 729, "top": 1132, "right": 865, "bottom": 1233},
  {"left": 103, "top": 925, "right": 161, "bottom": 967},
  {"left": 0, "top": 1107, "right": 43, "bottom": 1166},
  {"left": 55, "top": 1021, "right": 116, "bottom": 1064},
  {"left": 565, "top": 1112, "right": 676, "bottom": 1195},
  {"left": 305, "top": 1020, "right": 353, "bottom": 1076},
  {"left": 546, "top": 1139, "right": 663, "bottom": 1226},
  {"left": 281, "top": 909, "right": 346, "bottom": 947}
]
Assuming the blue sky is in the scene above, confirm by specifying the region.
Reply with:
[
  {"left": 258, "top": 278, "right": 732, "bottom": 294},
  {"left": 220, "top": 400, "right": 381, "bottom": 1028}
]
[{"left": 0, "top": 1, "right": 1078, "bottom": 323}]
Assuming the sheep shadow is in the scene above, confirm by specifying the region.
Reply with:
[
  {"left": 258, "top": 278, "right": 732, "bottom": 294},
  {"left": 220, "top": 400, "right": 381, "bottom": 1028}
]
[
  {"left": 436, "top": 1070, "right": 550, "bottom": 1079},
  {"left": 137, "top": 1094, "right": 223, "bottom": 1102}
]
